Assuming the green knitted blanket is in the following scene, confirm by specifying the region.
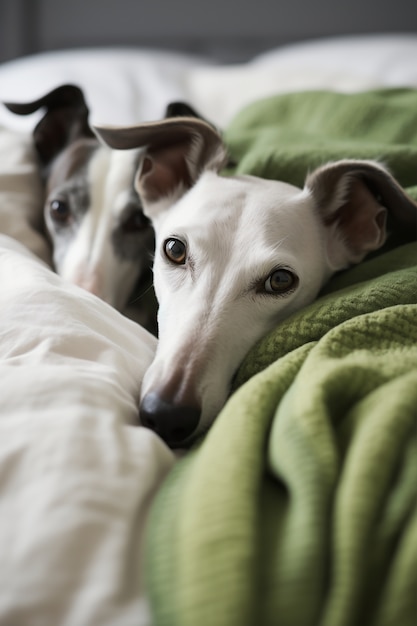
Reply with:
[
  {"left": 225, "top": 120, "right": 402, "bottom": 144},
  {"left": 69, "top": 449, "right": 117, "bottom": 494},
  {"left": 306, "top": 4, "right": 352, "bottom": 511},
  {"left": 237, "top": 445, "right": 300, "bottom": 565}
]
[{"left": 145, "top": 89, "right": 417, "bottom": 626}]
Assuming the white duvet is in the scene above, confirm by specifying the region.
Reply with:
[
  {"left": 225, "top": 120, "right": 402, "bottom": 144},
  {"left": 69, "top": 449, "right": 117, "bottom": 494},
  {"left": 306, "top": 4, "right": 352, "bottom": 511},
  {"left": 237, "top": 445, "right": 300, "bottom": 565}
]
[
  {"left": 0, "top": 236, "right": 175, "bottom": 625},
  {"left": 0, "top": 131, "right": 174, "bottom": 625},
  {"left": 0, "top": 34, "right": 416, "bottom": 626}
]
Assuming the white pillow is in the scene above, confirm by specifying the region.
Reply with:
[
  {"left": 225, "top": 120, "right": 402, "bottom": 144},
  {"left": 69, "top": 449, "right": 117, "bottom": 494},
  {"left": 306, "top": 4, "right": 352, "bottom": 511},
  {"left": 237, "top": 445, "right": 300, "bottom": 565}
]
[
  {"left": 0, "top": 48, "right": 208, "bottom": 131},
  {"left": 0, "top": 235, "right": 175, "bottom": 626}
]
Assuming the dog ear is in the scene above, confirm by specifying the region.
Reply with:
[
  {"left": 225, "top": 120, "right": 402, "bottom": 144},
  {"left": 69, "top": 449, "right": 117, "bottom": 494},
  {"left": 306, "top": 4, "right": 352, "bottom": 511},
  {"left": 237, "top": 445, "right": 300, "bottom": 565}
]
[
  {"left": 163, "top": 101, "right": 203, "bottom": 120},
  {"left": 94, "top": 116, "right": 228, "bottom": 213},
  {"left": 306, "top": 160, "right": 417, "bottom": 271},
  {"left": 163, "top": 100, "right": 221, "bottom": 131},
  {"left": 4, "top": 84, "right": 94, "bottom": 167}
]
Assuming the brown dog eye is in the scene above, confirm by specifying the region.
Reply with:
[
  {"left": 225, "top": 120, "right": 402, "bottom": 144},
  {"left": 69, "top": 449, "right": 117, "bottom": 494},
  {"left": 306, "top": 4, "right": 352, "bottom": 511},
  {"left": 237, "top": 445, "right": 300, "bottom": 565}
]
[
  {"left": 164, "top": 238, "right": 186, "bottom": 264},
  {"left": 264, "top": 269, "right": 297, "bottom": 294},
  {"left": 50, "top": 199, "right": 71, "bottom": 223}
]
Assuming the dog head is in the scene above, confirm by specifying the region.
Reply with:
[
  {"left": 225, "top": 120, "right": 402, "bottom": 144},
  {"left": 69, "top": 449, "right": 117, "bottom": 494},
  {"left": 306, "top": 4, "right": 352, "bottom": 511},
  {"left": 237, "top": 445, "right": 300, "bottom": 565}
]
[
  {"left": 4, "top": 85, "right": 154, "bottom": 312},
  {"left": 96, "top": 115, "right": 417, "bottom": 447}
]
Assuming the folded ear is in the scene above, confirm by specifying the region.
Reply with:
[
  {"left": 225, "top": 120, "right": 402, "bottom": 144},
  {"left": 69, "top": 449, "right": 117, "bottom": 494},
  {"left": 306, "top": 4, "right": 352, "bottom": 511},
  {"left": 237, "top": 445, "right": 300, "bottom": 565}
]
[
  {"left": 94, "top": 117, "right": 228, "bottom": 216},
  {"left": 306, "top": 160, "right": 417, "bottom": 271},
  {"left": 4, "top": 84, "right": 94, "bottom": 167}
]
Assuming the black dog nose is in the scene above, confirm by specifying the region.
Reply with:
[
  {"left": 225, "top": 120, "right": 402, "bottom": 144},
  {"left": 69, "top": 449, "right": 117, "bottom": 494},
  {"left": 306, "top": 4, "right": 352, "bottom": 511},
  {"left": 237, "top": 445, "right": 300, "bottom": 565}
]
[{"left": 139, "top": 391, "right": 200, "bottom": 448}]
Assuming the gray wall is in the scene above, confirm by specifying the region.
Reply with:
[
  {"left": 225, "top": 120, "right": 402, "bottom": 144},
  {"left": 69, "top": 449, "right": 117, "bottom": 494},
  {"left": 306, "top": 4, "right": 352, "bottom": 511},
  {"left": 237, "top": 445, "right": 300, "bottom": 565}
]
[{"left": 1, "top": 0, "right": 417, "bottom": 63}]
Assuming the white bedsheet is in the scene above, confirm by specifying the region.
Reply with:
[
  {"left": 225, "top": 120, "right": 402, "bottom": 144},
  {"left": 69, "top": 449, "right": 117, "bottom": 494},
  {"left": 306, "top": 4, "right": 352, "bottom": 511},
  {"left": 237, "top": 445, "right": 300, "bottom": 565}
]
[
  {"left": 0, "top": 127, "right": 52, "bottom": 265},
  {"left": 0, "top": 235, "right": 174, "bottom": 626},
  {"left": 0, "top": 122, "right": 174, "bottom": 626}
]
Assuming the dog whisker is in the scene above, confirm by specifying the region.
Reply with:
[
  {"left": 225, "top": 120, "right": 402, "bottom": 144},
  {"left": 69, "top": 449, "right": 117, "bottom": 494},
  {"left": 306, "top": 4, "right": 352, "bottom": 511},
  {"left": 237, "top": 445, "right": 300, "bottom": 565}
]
[{"left": 129, "top": 281, "right": 154, "bottom": 305}]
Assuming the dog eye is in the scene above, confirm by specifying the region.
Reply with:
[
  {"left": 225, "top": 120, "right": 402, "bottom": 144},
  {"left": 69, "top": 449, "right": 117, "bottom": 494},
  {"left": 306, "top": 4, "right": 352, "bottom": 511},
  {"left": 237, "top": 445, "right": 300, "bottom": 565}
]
[
  {"left": 164, "top": 238, "right": 187, "bottom": 265},
  {"left": 49, "top": 199, "right": 71, "bottom": 223},
  {"left": 264, "top": 269, "right": 297, "bottom": 294},
  {"left": 121, "top": 209, "right": 150, "bottom": 233}
]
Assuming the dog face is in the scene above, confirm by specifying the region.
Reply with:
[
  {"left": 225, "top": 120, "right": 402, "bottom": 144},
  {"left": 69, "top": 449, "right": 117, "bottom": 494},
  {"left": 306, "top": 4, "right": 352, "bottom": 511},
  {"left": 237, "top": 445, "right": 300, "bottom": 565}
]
[
  {"left": 141, "top": 172, "right": 331, "bottom": 433},
  {"left": 5, "top": 85, "right": 154, "bottom": 311},
  {"left": 96, "top": 116, "right": 417, "bottom": 447},
  {"left": 44, "top": 138, "right": 153, "bottom": 310}
]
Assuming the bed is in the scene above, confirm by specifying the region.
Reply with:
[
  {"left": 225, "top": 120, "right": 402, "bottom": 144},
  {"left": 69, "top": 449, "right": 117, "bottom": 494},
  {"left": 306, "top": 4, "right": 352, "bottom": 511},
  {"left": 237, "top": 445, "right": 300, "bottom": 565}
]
[{"left": 0, "top": 23, "right": 416, "bottom": 626}]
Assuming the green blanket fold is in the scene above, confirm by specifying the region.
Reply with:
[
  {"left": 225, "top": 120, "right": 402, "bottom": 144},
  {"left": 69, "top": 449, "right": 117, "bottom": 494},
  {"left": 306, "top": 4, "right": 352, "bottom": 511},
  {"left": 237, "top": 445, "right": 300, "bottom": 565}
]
[
  {"left": 145, "top": 89, "right": 417, "bottom": 626},
  {"left": 224, "top": 88, "right": 417, "bottom": 190}
]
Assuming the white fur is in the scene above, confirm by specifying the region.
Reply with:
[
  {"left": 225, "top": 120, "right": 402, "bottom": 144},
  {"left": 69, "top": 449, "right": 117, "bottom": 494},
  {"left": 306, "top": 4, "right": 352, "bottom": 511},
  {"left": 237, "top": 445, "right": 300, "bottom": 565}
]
[
  {"left": 94, "top": 119, "right": 399, "bottom": 447},
  {"left": 140, "top": 172, "right": 333, "bottom": 436},
  {"left": 47, "top": 147, "right": 149, "bottom": 314}
]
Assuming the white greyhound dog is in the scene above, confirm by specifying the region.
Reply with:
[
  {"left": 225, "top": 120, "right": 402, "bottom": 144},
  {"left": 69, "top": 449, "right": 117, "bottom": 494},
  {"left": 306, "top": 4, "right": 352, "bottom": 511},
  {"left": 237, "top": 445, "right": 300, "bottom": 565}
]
[{"left": 95, "top": 115, "right": 417, "bottom": 447}]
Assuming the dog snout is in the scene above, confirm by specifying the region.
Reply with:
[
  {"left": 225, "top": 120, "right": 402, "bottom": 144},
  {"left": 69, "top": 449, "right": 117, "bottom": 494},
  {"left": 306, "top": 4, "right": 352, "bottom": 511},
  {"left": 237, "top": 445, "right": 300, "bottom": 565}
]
[
  {"left": 74, "top": 274, "right": 101, "bottom": 297},
  {"left": 139, "top": 391, "right": 200, "bottom": 448}
]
